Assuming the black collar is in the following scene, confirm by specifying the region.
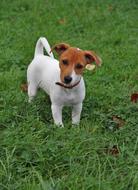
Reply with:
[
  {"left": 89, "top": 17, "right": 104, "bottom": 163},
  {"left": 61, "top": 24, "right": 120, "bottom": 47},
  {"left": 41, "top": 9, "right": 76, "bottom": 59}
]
[{"left": 55, "top": 78, "right": 81, "bottom": 89}]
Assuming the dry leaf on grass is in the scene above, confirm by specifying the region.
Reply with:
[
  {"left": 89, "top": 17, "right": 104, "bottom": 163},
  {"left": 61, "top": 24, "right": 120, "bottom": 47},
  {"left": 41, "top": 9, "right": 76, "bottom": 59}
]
[
  {"left": 58, "top": 18, "right": 66, "bottom": 25},
  {"left": 21, "top": 83, "right": 28, "bottom": 92},
  {"left": 131, "top": 93, "right": 138, "bottom": 103},
  {"left": 112, "top": 115, "right": 125, "bottom": 128},
  {"left": 105, "top": 145, "right": 119, "bottom": 156},
  {"left": 108, "top": 5, "right": 113, "bottom": 11},
  {"left": 108, "top": 5, "right": 116, "bottom": 12}
]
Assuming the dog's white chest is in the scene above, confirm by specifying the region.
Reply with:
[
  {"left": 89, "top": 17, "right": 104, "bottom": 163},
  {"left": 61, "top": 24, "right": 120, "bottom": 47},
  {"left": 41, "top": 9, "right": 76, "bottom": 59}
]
[
  {"left": 62, "top": 91, "right": 77, "bottom": 105},
  {"left": 51, "top": 83, "right": 85, "bottom": 106}
]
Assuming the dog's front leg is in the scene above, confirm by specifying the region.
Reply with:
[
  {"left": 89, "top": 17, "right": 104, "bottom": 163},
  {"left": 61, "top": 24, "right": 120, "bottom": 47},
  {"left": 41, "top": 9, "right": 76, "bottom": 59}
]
[
  {"left": 72, "top": 103, "right": 82, "bottom": 126},
  {"left": 51, "top": 104, "right": 63, "bottom": 127}
]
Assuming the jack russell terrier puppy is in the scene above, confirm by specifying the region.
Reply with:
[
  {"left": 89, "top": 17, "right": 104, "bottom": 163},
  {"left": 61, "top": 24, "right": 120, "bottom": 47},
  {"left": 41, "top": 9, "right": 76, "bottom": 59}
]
[{"left": 27, "top": 37, "right": 101, "bottom": 127}]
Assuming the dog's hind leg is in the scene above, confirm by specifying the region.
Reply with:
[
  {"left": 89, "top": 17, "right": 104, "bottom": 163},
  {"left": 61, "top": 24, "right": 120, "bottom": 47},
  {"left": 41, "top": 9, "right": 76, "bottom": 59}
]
[{"left": 28, "top": 82, "right": 38, "bottom": 103}]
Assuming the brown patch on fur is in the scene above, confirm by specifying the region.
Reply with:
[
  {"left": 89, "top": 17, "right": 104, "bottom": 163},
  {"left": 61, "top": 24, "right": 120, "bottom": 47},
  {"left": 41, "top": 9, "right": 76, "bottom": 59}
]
[
  {"left": 21, "top": 83, "right": 28, "bottom": 92},
  {"left": 51, "top": 43, "right": 70, "bottom": 55},
  {"left": 59, "top": 48, "right": 86, "bottom": 82},
  {"left": 84, "top": 51, "right": 102, "bottom": 66},
  {"left": 51, "top": 43, "right": 101, "bottom": 83}
]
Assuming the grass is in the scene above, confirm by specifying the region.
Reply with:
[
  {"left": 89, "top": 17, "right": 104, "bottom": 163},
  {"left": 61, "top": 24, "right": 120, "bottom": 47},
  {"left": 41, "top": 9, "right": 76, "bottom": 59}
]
[{"left": 0, "top": 0, "right": 138, "bottom": 189}]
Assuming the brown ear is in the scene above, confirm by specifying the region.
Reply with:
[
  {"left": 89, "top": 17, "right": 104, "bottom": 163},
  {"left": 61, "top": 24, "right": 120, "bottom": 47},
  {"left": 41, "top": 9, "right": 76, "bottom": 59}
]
[
  {"left": 84, "top": 51, "right": 102, "bottom": 66},
  {"left": 50, "top": 43, "right": 70, "bottom": 55}
]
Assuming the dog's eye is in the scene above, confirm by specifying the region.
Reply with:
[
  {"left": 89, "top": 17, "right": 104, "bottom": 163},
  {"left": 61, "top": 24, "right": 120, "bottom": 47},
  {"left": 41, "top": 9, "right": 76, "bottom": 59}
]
[
  {"left": 75, "top": 63, "right": 83, "bottom": 69},
  {"left": 62, "top": 59, "right": 68, "bottom": 65}
]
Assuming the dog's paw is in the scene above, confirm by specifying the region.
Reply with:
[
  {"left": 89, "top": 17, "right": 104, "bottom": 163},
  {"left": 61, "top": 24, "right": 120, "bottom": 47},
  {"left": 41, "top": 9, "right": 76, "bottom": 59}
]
[
  {"left": 55, "top": 123, "right": 64, "bottom": 128},
  {"left": 72, "top": 123, "right": 80, "bottom": 127},
  {"left": 58, "top": 124, "right": 64, "bottom": 128}
]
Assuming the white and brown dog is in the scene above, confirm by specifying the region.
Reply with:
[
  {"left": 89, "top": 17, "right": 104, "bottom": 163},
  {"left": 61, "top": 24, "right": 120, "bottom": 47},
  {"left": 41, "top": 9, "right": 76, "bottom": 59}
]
[{"left": 27, "top": 37, "right": 101, "bottom": 127}]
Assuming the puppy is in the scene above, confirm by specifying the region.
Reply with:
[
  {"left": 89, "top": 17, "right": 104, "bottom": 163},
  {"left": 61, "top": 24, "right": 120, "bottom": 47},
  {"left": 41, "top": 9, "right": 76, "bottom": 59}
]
[{"left": 27, "top": 37, "right": 101, "bottom": 127}]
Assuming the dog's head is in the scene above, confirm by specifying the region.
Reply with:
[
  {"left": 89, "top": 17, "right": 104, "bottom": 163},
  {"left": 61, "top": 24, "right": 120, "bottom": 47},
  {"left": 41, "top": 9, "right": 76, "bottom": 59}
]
[{"left": 51, "top": 43, "right": 101, "bottom": 86}]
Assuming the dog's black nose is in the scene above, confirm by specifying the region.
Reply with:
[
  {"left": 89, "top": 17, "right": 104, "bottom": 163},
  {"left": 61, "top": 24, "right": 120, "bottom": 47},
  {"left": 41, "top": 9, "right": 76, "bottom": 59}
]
[{"left": 64, "top": 76, "right": 72, "bottom": 84}]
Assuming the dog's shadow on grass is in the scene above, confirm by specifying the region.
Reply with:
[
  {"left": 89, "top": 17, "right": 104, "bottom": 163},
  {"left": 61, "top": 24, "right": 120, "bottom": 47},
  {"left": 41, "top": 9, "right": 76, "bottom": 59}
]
[
  {"left": 34, "top": 93, "right": 100, "bottom": 126},
  {"left": 37, "top": 97, "right": 73, "bottom": 126},
  {"left": 23, "top": 90, "right": 100, "bottom": 126},
  {"left": 33, "top": 92, "right": 72, "bottom": 126},
  {"left": 34, "top": 93, "right": 52, "bottom": 124}
]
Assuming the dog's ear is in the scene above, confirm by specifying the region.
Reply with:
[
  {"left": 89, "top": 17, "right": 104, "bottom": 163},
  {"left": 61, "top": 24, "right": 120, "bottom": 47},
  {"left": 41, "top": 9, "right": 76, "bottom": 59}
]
[
  {"left": 84, "top": 51, "right": 102, "bottom": 66},
  {"left": 51, "top": 43, "right": 70, "bottom": 55}
]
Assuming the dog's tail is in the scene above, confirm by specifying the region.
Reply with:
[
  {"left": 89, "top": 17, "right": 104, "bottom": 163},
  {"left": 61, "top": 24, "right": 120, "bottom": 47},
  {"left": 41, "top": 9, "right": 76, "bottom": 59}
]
[{"left": 34, "top": 37, "right": 54, "bottom": 58}]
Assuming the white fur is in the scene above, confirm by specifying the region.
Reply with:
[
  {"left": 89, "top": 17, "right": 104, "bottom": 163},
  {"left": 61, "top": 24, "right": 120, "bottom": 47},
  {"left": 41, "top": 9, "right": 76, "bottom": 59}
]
[{"left": 27, "top": 37, "right": 85, "bottom": 127}]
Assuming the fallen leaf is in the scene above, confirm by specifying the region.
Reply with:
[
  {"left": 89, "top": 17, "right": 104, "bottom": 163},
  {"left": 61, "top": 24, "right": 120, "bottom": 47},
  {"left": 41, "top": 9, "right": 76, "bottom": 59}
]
[
  {"left": 109, "top": 145, "right": 119, "bottom": 156},
  {"left": 105, "top": 145, "right": 119, "bottom": 156},
  {"left": 108, "top": 5, "right": 113, "bottom": 11},
  {"left": 108, "top": 5, "right": 116, "bottom": 12},
  {"left": 21, "top": 83, "right": 28, "bottom": 92},
  {"left": 112, "top": 115, "right": 125, "bottom": 128},
  {"left": 58, "top": 18, "right": 66, "bottom": 25},
  {"left": 131, "top": 93, "right": 138, "bottom": 103}
]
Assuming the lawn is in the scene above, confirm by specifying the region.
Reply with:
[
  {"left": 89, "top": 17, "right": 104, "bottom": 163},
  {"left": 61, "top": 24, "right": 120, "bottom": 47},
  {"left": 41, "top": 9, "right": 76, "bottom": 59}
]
[{"left": 0, "top": 0, "right": 138, "bottom": 189}]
